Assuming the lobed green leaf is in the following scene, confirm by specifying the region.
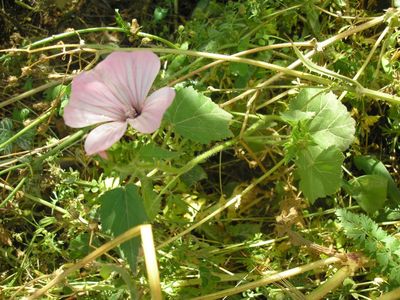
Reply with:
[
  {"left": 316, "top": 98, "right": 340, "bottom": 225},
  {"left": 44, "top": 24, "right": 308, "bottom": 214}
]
[
  {"left": 296, "top": 145, "right": 344, "bottom": 203},
  {"left": 289, "top": 88, "right": 355, "bottom": 151},
  {"left": 165, "top": 87, "right": 233, "bottom": 144}
]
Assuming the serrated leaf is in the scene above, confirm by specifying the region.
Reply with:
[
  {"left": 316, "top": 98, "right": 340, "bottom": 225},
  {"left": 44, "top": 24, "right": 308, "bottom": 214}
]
[
  {"left": 296, "top": 145, "right": 344, "bottom": 203},
  {"left": 99, "top": 184, "right": 148, "bottom": 272},
  {"left": 348, "top": 175, "right": 387, "bottom": 214},
  {"left": 164, "top": 87, "right": 233, "bottom": 144},
  {"left": 289, "top": 88, "right": 355, "bottom": 151}
]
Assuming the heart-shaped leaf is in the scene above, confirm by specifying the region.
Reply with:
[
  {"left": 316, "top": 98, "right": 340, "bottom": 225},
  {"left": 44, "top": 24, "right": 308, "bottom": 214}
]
[
  {"left": 165, "top": 87, "right": 233, "bottom": 144},
  {"left": 348, "top": 175, "right": 387, "bottom": 214},
  {"left": 99, "top": 184, "right": 148, "bottom": 272},
  {"left": 296, "top": 145, "right": 344, "bottom": 203},
  {"left": 354, "top": 155, "right": 400, "bottom": 205}
]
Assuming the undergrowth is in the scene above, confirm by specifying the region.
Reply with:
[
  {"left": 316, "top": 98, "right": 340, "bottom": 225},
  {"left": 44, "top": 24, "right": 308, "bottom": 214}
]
[{"left": 1, "top": 0, "right": 400, "bottom": 299}]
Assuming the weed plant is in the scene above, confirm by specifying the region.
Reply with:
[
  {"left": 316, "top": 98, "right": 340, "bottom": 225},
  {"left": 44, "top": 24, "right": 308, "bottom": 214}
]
[{"left": 1, "top": 0, "right": 400, "bottom": 299}]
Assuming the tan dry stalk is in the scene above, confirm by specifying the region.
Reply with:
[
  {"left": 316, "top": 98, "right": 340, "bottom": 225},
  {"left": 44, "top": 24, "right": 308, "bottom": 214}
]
[
  {"left": 141, "top": 225, "right": 162, "bottom": 300},
  {"left": 25, "top": 225, "right": 144, "bottom": 299},
  {"left": 191, "top": 256, "right": 342, "bottom": 300},
  {"left": 377, "top": 288, "right": 400, "bottom": 300}
]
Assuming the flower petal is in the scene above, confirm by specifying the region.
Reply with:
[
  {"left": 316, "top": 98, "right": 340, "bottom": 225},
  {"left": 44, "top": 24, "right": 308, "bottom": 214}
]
[
  {"left": 84, "top": 121, "right": 127, "bottom": 155},
  {"left": 97, "top": 151, "right": 108, "bottom": 159},
  {"left": 93, "top": 51, "right": 161, "bottom": 111},
  {"left": 128, "top": 87, "right": 175, "bottom": 133},
  {"left": 64, "top": 71, "right": 128, "bottom": 128}
]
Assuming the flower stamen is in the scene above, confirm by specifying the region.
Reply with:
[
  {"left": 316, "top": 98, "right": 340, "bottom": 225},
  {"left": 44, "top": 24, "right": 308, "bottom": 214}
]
[{"left": 125, "top": 107, "right": 138, "bottom": 119}]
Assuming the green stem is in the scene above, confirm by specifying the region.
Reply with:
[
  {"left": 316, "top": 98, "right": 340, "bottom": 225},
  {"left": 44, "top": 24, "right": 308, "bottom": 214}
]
[
  {"left": 138, "top": 32, "right": 178, "bottom": 49},
  {"left": 0, "top": 182, "right": 69, "bottom": 215},
  {"left": 0, "top": 130, "right": 85, "bottom": 170},
  {"left": 161, "top": 127, "right": 172, "bottom": 148},
  {"left": 26, "top": 225, "right": 144, "bottom": 299},
  {"left": 0, "top": 110, "right": 52, "bottom": 151},
  {"left": 35, "top": 129, "right": 86, "bottom": 163},
  {"left": 0, "top": 79, "right": 66, "bottom": 109},
  {"left": 360, "top": 87, "right": 400, "bottom": 105},
  {"left": 242, "top": 4, "right": 302, "bottom": 39},
  {"left": 0, "top": 163, "right": 29, "bottom": 177},
  {"left": 98, "top": 46, "right": 334, "bottom": 86},
  {"left": 89, "top": 45, "right": 400, "bottom": 104},
  {"left": 14, "top": 0, "right": 34, "bottom": 10},
  {"left": 0, "top": 177, "right": 27, "bottom": 208},
  {"left": 156, "top": 139, "right": 235, "bottom": 202}
]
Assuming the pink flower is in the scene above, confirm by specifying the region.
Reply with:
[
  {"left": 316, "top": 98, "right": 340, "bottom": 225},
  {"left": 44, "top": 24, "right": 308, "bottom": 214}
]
[{"left": 63, "top": 51, "right": 175, "bottom": 156}]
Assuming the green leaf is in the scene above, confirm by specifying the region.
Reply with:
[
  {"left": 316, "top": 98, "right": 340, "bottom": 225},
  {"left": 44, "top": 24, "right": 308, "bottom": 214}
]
[
  {"left": 348, "top": 175, "right": 387, "bottom": 214},
  {"left": 0, "top": 118, "right": 14, "bottom": 154},
  {"left": 114, "top": 9, "right": 130, "bottom": 33},
  {"left": 381, "top": 53, "right": 392, "bottom": 74},
  {"left": 0, "top": 118, "right": 13, "bottom": 131},
  {"left": 141, "top": 179, "right": 160, "bottom": 221},
  {"left": 99, "top": 264, "right": 137, "bottom": 299},
  {"left": 229, "top": 63, "right": 253, "bottom": 88},
  {"left": 12, "top": 108, "right": 30, "bottom": 122},
  {"left": 44, "top": 84, "right": 71, "bottom": 116},
  {"left": 280, "top": 110, "right": 315, "bottom": 123},
  {"left": 154, "top": 6, "right": 169, "bottom": 22},
  {"left": 137, "top": 143, "right": 179, "bottom": 162},
  {"left": 181, "top": 165, "right": 208, "bottom": 187},
  {"left": 68, "top": 233, "right": 94, "bottom": 259},
  {"left": 23, "top": 78, "right": 33, "bottom": 91},
  {"left": 99, "top": 184, "right": 148, "bottom": 271},
  {"left": 289, "top": 88, "right": 355, "bottom": 151},
  {"left": 16, "top": 128, "right": 35, "bottom": 150},
  {"left": 296, "top": 146, "right": 344, "bottom": 203},
  {"left": 227, "top": 223, "right": 261, "bottom": 240},
  {"left": 164, "top": 87, "right": 233, "bottom": 144},
  {"left": 304, "top": 1, "right": 320, "bottom": 37},
  {"left": 336, "top": 209, "right": 400, "bottom": 285},
  {"left": 354, "top": 155, "right": 400, "bottom": 205}
]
